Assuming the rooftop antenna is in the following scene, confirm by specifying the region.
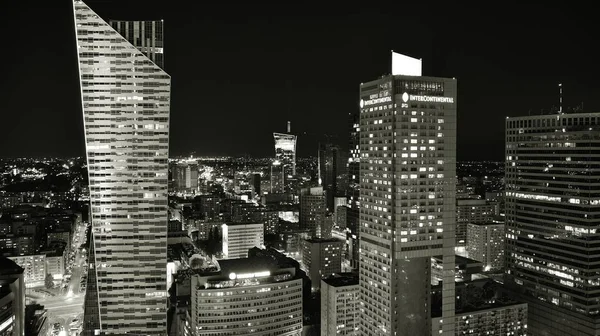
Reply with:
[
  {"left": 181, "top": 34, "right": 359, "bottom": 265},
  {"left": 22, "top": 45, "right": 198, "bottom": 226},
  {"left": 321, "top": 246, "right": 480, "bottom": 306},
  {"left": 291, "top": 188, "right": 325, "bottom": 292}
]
[
  {"left": 559, "top": 83, "right": 563, "bottom": 114},
  {"left": 287, "top": 121, "right": 291, "bottom": 133}
]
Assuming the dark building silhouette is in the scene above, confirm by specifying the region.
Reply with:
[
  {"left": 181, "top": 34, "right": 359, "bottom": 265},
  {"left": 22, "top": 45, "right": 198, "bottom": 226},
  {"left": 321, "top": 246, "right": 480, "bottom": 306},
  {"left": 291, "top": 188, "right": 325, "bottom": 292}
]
[
  {"left": 346, "top": 111, "right": 360, "bottom": 268},
  {"left": 0, "top": 257, "right": 25, "bottom": 336},
  {"left": 318, "top": 143, "right": 341, "bottom": 211}
]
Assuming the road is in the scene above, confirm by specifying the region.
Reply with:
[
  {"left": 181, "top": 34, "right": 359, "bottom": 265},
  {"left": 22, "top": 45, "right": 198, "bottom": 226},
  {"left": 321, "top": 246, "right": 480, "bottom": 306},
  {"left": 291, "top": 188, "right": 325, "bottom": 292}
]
[{"left": 29, "top": 222, "right": 88, "bottom": 336}]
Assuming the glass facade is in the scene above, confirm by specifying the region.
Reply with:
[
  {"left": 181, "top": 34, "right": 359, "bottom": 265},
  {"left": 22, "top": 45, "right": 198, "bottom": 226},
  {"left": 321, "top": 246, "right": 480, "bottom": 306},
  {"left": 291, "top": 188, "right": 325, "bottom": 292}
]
[
  {"left": 273, "top": 132, "right": 297, "bottom": 179},
  {"left": 358, "top": 75, "right": 457, "bottom": 335},
  {"left": 505, "top": 113, "right": 600, "bottom": 335},
  {"left": 73, "top": 1, "right": 170, "bottom": 334},
  {"left": 110, "top": 20, "right": 164, "bottom": 70}
]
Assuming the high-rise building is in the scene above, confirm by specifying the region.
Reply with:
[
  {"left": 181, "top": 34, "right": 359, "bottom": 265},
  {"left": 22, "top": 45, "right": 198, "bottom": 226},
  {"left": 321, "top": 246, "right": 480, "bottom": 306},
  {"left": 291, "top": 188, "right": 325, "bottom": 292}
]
[
  {"left": 273, "top": 132, "right": 297, "bottom": 179},
  {"left": 456, "top": 198, "right": 496, "bottom": 247},
  {"left": 109, "top": 20, "right": 164, "bottom": 69},
  {"left": 172, "top": 162, "right": 198, "bottom": 192},
  {"left": 301, "top": 238, "right": 343, "bottom": 290},
  {"left": 0, "top": 257, "right": 25, "bottom": 336},
  {"left": 190, "top": 255, "right": 303, "bottom": 335},
  {"left": 221, "top": 223, "right": 264, "bottom": 259},
  {"left": 358, "top": 52, "right": 457, "bottom": 335},
  {"left": 73, "top": 1, "right": 170, "bottom": 334},
  {"left": 299, "top": 187, "right": 327, "bottom": 237},
  {"left": 467, "top": 220, "right": 504, "bottom": 271},
  {"left": 505, "top": 112, "right": 600, "bottom": 335},
  {"left": 270, "top": 161, "right": 285, "bottom": 193},
  {"left": 319, "top": 143, "right": 341, "bottom": 210},
  {"left": 321, "top": 273, "right": 360, "bottom": 336},
  {"left": 347, "top": 111, "right": 361, "bottom": 268}
]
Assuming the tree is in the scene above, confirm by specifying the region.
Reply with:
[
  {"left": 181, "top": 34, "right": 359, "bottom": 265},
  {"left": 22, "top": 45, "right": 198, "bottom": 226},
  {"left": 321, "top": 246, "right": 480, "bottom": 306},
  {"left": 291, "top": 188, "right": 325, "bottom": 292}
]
[{"left": 45, "top": 274, "right": 54, "bottom": 289}]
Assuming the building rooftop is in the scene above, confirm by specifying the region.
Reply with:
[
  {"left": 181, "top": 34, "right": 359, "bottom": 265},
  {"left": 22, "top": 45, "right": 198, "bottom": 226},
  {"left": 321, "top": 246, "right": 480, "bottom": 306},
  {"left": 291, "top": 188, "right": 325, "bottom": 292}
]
[
  {"left": 217, "top": 257, "right": 278, "bottom": 276},
  {"left": 433, "top": 255, "right": 482, "bottom": 268},
  {"left": 304, "top": 237, "right": 342, "bottom": 244},
  {"left": 223, "top": 222, "right": 262, "bottom": 227},
  {"left": 0, "top": 256, "right": 23, "bottom": 276},
  {"left": 468, "top": 221, "right": 505, "bottom": 227},
  {"left": 322, "top": 273, "right": 359, "bottom": 287}
]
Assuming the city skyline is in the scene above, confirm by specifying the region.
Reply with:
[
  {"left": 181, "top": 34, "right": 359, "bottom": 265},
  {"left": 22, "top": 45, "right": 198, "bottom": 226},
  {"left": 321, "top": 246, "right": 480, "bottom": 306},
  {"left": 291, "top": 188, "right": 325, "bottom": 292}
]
[{"left": 3, "top": 2, "right": 600, "bottom": 160}]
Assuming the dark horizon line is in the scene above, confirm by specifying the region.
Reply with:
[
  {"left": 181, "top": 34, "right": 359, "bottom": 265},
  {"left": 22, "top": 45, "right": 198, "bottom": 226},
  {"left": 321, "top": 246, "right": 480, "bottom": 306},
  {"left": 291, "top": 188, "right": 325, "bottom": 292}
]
[{"left": 0, "top": 154, "right": 505, "bottom": 162}]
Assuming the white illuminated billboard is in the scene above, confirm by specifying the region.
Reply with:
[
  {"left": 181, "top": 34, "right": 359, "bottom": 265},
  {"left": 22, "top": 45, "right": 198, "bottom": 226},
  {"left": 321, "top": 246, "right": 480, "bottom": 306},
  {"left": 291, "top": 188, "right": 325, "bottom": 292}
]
[{"left": 391, "top": 51, "right": 422, "bottom": 76}]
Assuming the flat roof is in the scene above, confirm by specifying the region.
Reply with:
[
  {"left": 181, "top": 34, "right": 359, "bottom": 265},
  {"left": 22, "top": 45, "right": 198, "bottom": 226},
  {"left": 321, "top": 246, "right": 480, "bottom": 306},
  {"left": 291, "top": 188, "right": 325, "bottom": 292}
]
[{"left": 322, "top": 273, "right": 359, "bottom": 287}]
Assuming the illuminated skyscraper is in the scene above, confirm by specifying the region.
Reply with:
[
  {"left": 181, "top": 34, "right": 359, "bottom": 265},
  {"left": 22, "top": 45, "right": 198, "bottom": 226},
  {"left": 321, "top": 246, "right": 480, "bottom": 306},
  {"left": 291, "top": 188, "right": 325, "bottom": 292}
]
[
  {"left": 359, "top": 52, "right": 456, "bottom": 335},
  {"left": 505, "top": 112, "right": 600, "bottom": 335},
  {"left": 73, "top": 1, "right": 170, "bottom": 334},
  {"left": 109, "top": 20, "right": 164, "bottom": 69},
  {"left": 273, "top": 132, "right": 297, "bottom": 179}
]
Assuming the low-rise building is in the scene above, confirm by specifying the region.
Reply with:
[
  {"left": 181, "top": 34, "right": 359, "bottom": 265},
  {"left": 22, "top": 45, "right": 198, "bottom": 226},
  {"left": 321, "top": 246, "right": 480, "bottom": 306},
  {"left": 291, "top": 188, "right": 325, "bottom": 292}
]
[
  {"left": 321, "top": 273, "right": 359, "bottom": 336},
  {"left": 190, "top": 255, "right": 303, "bottom": 335}
]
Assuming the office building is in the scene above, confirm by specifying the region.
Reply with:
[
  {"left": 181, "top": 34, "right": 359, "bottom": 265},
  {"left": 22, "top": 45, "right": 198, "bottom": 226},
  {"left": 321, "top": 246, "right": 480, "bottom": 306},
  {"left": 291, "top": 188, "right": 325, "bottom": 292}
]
[
  {"left": 432, "top": 278, "right": 527, "bottom": 335},
  {"left": 301, "top": 238, "right": 342, "bottom": 290},
  {"left": 319, "top": 143, "right": 341, "bottom": 210},
  {"left": 432, "top": 301, "right": 527, "bottom": 336},
  {"left": 270, "top": 161, "right": 285, "bottom": 193},
  {"left": 7, "top": 254, "right": 45, "bottom": 287},
  {"left": 251, "top": 173, "right": 261, "bottom": 195},
  {"left": 193, "top": 195, "right": 221, "bottom": 222},
  {"left": 431, "top": 255, "right": 483, "bottom": 285},
  {"left": 321, "top": 273, "right": 359, "bottom": 336},
  {"left": 456, "top": 198, "right": 496, "bottom": 247},
  {"left": 109, "top": 20, "right": 164, "bottom": 69},
  {"left": 300, "top": 187, "right": 327, "bottom": 237},
  {"left": 73, "top": 1, "right": 170, "bottom": 334},
  {"left": 190, "top": 255, "right": 303, "bottom": 335},
  {"left": 347, "top": 111, "right": 361, "bottom": 268},
  {"left": 505, "top": 113, "right": 600, "bottom": 335},
  {"left": 0, "top": 257, "right": 25, "bottom": 336},
  {"left": 359, "top": 52, "right": 457, "bottom": 335},
  {"left": 221, "top": 223, "right": 263, "bottom": 259},
  {"left": 467, "top": 220, "right": 504, "bottom": 271},
  {"left": 172, "top": 162, "right": 198, "bottom": 192}
]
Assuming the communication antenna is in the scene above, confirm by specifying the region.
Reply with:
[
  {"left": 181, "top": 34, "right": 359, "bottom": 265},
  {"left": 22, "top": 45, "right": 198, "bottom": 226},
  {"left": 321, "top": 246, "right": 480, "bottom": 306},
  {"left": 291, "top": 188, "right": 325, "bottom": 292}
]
[
  {"left": 559, "top": 83, "right": 563, "bottom": 114},
  {"left": 287, "top": 121, "right": 291, "bottom": 133}
]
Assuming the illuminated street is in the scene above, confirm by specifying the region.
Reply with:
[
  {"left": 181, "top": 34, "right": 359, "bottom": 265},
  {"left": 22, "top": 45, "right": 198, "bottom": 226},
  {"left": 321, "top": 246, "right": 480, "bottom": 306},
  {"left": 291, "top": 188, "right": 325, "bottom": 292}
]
[{"left": 27, "top": 222, "right": 88, "bottom": 336}]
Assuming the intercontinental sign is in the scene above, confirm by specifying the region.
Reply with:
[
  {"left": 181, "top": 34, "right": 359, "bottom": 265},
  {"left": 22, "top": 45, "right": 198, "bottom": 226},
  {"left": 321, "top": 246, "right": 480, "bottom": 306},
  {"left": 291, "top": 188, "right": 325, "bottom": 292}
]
[
  {"left": 402, "top": 92, "right": 454, "bottom": 104},
  {"left": 361, "top": 91, "right": 454, "bottom": 108}
]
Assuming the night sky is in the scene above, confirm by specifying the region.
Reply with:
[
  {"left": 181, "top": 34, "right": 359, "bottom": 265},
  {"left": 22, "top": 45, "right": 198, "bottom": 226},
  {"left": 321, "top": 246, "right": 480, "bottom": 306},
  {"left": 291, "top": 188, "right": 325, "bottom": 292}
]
[{"left": 1, "top": 1, "right": 598, "bottom": 160}]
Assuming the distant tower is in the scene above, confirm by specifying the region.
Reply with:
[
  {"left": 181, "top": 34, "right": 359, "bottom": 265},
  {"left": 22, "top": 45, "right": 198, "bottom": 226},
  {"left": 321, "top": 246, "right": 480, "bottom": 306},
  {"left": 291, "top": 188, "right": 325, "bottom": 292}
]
[{"left": 273, "top": 130, "right": 297, "bottom": 179}]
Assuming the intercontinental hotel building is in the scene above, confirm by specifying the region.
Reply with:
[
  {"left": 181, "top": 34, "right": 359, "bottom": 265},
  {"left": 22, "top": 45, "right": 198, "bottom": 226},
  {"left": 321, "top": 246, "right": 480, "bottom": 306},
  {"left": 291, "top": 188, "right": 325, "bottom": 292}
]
[
  {"left": 358, "top": 52, "right": 457, "bottom": 335},
  {"left": 73, "top": 1, "right": 170, "bottom": 335}
]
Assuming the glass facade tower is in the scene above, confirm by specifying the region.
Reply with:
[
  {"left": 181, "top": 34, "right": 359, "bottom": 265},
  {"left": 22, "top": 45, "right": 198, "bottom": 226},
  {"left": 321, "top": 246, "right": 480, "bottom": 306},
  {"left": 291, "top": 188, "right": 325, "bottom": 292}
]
[
  {"left": 273, "top": 132, "right": 297, "bottom": 178},
  {"left": 73, "top": 1, "right": 170, "bottom": 335},
  {"left": 505, "top": 113, "right": 600, "bottom": 335},
  {"left": 110, "top": 20, "right": 164, "bottom": 70},
  {"left": 358, "top": 67, "right": 457, "bottom": 335}
]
